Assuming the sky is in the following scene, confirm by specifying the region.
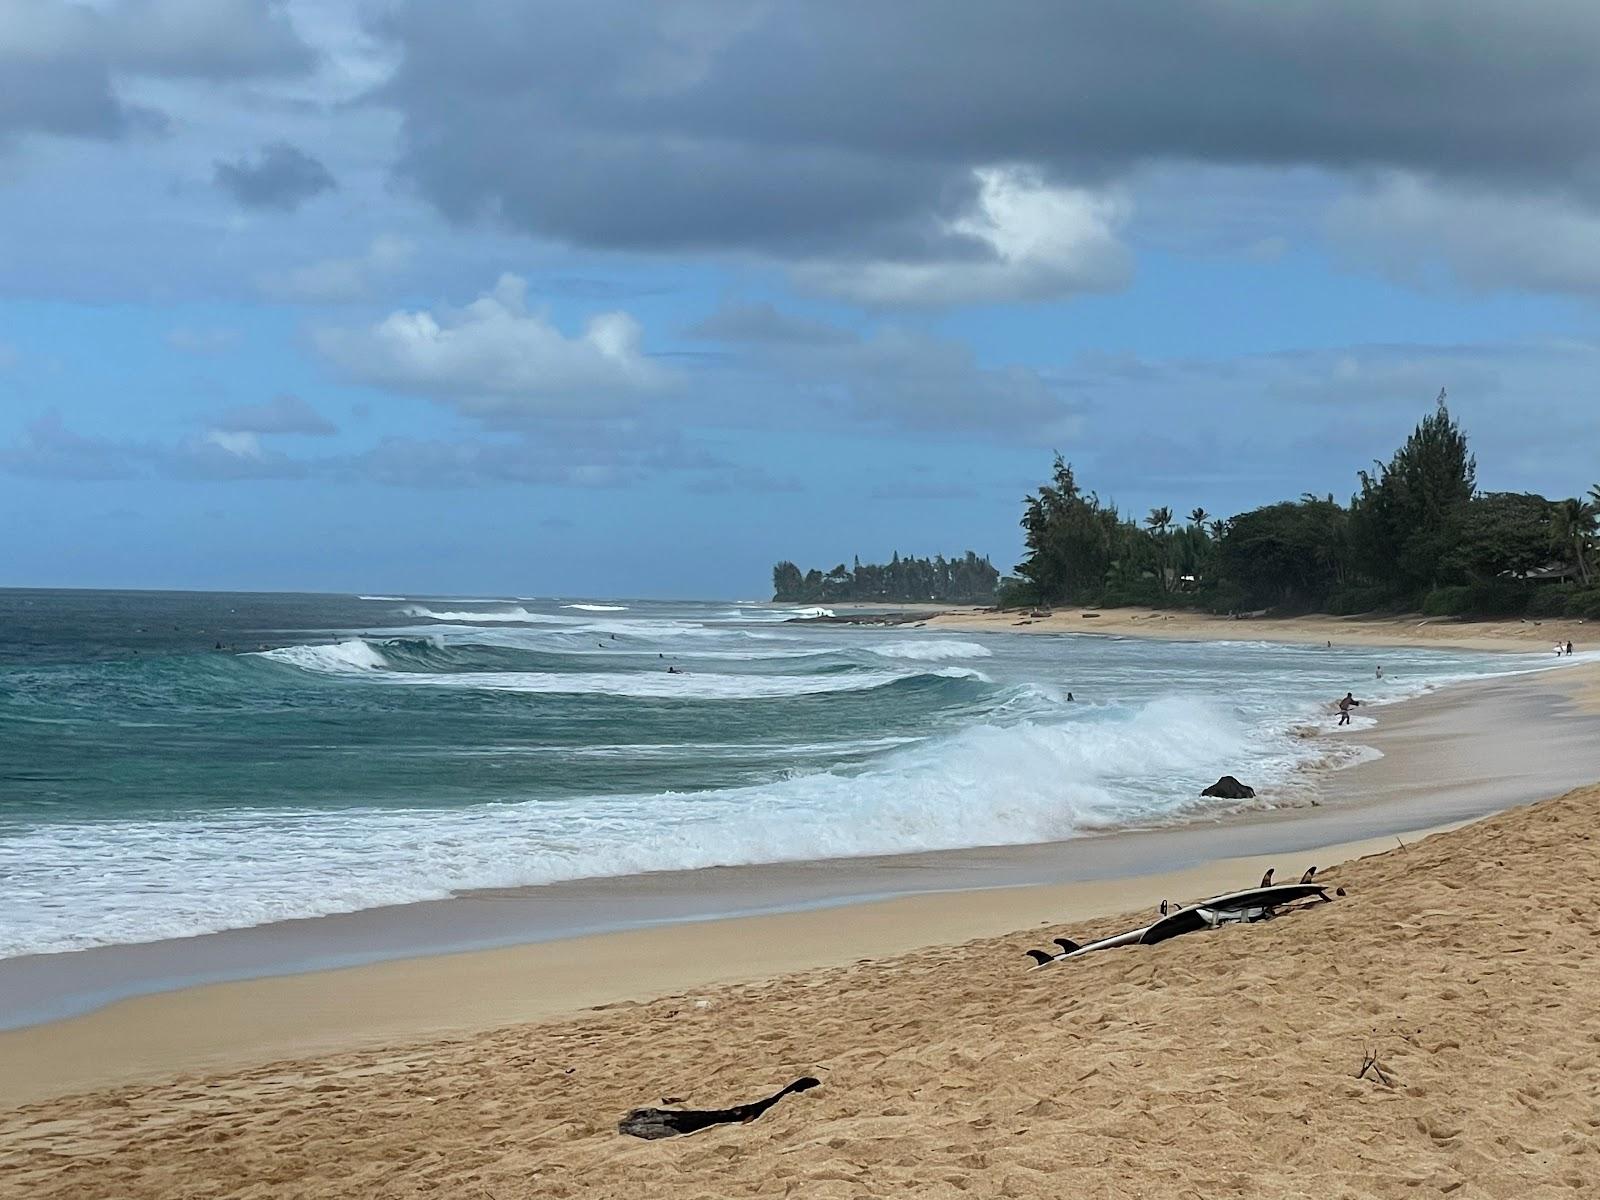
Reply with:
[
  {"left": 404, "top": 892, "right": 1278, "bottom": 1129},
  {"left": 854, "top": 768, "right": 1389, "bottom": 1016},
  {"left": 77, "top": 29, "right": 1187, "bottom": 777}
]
[{"left": 3, "top": 1, "right": 1599, "bottom": 598}]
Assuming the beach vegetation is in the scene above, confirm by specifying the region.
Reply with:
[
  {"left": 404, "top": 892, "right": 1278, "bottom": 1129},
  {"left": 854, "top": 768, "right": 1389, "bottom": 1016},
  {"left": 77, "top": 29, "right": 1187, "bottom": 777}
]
[
  {"left": 772, "top": 551, "right": 1000, "bottom": 604},
  {"left": 1003, "top": 393, "right": 1596, "bottom": 621},
  {"left": 776, "top": 397, "right": 1593, "bottom": 621}
]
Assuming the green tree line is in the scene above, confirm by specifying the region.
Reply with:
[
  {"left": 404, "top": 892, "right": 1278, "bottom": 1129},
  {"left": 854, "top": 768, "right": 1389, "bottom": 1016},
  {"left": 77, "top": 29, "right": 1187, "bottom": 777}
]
[
  {"left": 773, "top": 551, "right": 1000, "bottom": 604},
  {"left": 1008, "top": 393, "right": 1600, "bottom": 621}
]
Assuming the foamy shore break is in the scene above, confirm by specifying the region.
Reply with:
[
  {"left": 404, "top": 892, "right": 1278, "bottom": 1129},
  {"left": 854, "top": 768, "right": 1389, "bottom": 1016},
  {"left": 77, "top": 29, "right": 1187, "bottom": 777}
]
[{"left": 3, "top": 625, "right": 1600, "bottom": 1197}]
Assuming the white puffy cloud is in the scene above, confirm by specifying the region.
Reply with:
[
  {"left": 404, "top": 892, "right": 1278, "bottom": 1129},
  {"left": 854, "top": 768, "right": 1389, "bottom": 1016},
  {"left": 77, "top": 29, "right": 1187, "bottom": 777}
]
[
  {"left": 257, "top": 235, "right": 412, "bottom": 303},
  {"left": 313, "top": 273, "right": 674, "bottom": 421},
  {"left": 1330, "top": 173, "right": 1600, "bottom": 296},
  {"left": 792, "top": 168, "right": 1130, "bottom": 306}
]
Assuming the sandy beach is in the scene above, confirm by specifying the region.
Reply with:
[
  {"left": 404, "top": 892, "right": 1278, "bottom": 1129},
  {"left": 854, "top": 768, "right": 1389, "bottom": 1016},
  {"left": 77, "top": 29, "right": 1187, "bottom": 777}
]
[
  {"left": 926, "top": 604, "right": 1593, "bottom": 654},
  {"left": 4, "top": 635, "right": 1600, "bottom": 1197}
]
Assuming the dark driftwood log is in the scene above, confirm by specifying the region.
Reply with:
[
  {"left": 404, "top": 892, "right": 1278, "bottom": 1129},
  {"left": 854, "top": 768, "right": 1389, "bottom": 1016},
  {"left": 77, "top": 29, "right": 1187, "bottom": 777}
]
[{"left": 618, "top": 1077, "right": 821, "bottom": 1140}]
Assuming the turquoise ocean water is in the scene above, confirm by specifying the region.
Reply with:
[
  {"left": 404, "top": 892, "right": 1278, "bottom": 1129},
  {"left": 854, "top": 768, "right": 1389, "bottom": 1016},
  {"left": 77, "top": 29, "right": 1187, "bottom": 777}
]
[{"left": 0, "top": 588, "right": 1552, "bottom": 959}]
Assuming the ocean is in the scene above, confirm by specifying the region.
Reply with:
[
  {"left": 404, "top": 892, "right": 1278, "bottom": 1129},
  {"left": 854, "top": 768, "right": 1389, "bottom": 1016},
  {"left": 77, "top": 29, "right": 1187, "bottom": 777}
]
[{"left": 0, "top": 588, "right": 1549, "bottom": 961}]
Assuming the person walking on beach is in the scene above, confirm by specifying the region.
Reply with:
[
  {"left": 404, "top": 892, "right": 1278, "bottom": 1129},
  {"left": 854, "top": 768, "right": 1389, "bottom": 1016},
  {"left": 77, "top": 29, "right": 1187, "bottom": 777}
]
[
  {"left": 1337, "top": 692, "right": 1359, "bottom": 726},
  {"left": 1566, "top": 640, "right": 1574, "bottom": 656}
]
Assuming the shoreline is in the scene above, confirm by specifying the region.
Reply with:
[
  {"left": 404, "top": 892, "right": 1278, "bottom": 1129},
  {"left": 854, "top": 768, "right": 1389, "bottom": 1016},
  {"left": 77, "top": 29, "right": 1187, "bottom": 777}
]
[
  {"left": 5, "top": 658, "right": 1600, "bottom": 1106},
  {"left": 0, "top": 823, "right": 1464, "bottom": 1108},
  {"left": 12, "top": 783, "right": 1598, "bottom": 1196},
  {"left": 3, "top": 658, "right": 1593, "bottom": 1036}
]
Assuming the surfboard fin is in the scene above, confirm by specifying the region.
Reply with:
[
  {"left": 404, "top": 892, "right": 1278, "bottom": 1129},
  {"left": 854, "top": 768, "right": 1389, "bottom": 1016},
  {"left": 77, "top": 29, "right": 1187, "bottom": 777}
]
[
  {"left": 1299, "top": 866, "right": 1317, "bottom": 883},
  {"left": 1259, "top": 868, "right": 1275, "bottom": 888},
  {"left": 1052, "top": 937, "right": 1081, "bottom": 953},
  {"left": 1024, "top": 949, "right": 1055, "bottom": 966}
]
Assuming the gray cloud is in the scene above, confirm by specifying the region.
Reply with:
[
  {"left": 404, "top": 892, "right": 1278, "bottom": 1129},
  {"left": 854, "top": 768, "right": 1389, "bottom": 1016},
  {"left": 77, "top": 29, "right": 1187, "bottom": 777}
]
[
  {"left": 685, "top": 302, "right": 856, "bottom": 346},
  {"left": 215, "top": 141, "right": 337, "bottom": 211},
  {"left": 1330, "top": 173, "right": 1600, "bottom": 296},
  {"left": 689, "top": 305, "right": 1078, "bottom": 437},
  {"left": 0, "top": 413, "right": 140, "bottom": 480},
  {"left": 348, "top": 425, "right": 723, "bottom": 490},
  {"left": 0, "top": 412, "right": 308, "bottom": 481},
  {"left": 1, "top": 0, "right": 314, "bottom": 146},
  {"left": 377, "top": 2, "right": 1600, "bottom": 301},
  {"left": 108, "top": 0, "right": 315, "bottom": 81},
  {"left": 212, "top": 394, "right": 337, "bottom": 435},
  {"left": 256, "top": 235, "right": 412, "bottom": 302}
]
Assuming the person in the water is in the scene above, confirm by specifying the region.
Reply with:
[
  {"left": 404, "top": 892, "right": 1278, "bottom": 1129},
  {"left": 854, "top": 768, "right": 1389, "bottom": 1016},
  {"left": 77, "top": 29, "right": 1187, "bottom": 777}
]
[{"left": 1337, "top": 692, "right": 1360, "bottom": 726}]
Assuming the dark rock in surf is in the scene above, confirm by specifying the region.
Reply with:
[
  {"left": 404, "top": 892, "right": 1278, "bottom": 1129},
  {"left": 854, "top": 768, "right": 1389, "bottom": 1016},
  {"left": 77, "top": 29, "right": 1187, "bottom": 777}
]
[{"left": 1201, "top": 775, "right": 1256, "bottom": 800}]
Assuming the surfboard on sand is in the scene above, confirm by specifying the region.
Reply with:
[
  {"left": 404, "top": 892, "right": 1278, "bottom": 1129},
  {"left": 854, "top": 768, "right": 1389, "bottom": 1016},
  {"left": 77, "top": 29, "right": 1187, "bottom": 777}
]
[{"left": 1024, "top": 881, "right": 1332, "bottom": 969}]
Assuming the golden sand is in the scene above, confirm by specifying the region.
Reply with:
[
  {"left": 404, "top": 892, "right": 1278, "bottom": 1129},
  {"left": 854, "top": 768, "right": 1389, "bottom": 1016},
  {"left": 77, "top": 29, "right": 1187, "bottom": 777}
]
[
  {"left": 927, "top": 605, "right": 1591, "bottom": 654},
  {"left": 5, "top": 786, "right": 1600, "bottom": 1199}
]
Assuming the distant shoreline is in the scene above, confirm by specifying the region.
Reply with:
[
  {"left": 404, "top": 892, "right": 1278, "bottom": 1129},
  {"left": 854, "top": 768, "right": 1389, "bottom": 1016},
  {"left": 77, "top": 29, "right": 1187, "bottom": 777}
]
[{"left": 921, "top": 603, "right": 1591, "bottom": 654}]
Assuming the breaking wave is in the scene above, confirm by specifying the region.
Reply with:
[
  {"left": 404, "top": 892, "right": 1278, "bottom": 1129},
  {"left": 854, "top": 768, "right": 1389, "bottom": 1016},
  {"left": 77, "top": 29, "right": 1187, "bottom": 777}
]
[
  {"left": 866, "top": 640, "right": 992, "bottom": 662},
  {"left": 258, "top": 640, "right": 391, "bottom": 672},
  {"left": 0, "top": 696, "right": 1263, "bottom": 956},
  {"left": 401, "top": 605, "right": 574, "bottom": 624}
]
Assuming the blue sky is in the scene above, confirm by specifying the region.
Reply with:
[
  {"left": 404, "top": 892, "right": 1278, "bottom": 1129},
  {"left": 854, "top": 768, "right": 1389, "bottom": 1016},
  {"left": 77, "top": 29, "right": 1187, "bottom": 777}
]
[{"left": 4, "top": 2, "right": 1599, "bottom": 598}]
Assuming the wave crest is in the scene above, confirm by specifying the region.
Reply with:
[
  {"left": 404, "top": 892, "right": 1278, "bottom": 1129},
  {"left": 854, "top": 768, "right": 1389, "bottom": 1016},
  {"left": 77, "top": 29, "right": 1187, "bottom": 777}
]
[
  {"left": 867, "top": 639, "right": 992, "bottom": 662},
  {"left": 402, "top": 605, "right": 572, "bottom": 624},
  {"left": 257, "top": 640, "right": 390, "bottom": 672}
]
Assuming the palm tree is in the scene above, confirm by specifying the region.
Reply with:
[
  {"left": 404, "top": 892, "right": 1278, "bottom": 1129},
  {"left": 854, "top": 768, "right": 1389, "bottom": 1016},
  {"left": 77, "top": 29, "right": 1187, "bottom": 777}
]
[
  {"left": 1189, "top": 507, "right": 1209, "bottom": 529},
  {"left": 1145, "top": 506, "right": 1174, "bottom": 594},
  {"left": 1552, "top": 497, "right": 1597, "bottom": 585}
]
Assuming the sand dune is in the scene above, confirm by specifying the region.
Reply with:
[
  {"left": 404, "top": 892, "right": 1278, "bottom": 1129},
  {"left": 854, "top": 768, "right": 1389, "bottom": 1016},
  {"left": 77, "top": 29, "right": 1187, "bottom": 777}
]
[{"left": 5, "top": 785, "right": 1600, "bottom": 1198}]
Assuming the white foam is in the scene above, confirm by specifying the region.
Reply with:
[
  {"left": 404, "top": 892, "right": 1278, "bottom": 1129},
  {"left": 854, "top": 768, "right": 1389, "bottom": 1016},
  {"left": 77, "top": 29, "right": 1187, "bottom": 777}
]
[
  {"left": 384, "top": 666, "right": 984, "bottom": 700},
  {"left": 562, "top": 603, "right": 630, "bottom": 612},
  {"left": 723, "top": 606, "right": 836, "bottom": 622},
  {"left": 0, "top": 696, "right": 1270, "bottom": 957},
  {"left": 402, "top": 605, "right": 574, "bottom": 624},
  {"left": 257, "top": 640, "right": 391, "bottom": 672},
  {"left": 866, "top": 639, "right": 992, "bottom": 662},
  {"left": 357, "top": 595, "right": 405, "bottom": 601}
]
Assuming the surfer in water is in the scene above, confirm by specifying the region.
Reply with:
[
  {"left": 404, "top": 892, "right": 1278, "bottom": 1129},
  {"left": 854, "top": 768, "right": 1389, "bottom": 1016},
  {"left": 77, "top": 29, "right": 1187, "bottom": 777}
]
[{"left": 1337, "top": 692, "right": 1360, "bottom": 726}]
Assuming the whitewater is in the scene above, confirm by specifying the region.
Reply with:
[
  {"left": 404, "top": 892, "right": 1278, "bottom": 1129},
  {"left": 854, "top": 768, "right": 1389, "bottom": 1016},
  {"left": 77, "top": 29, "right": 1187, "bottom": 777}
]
[{"left": 0, "top": 589, "right": 1559, "bottom": 958}]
